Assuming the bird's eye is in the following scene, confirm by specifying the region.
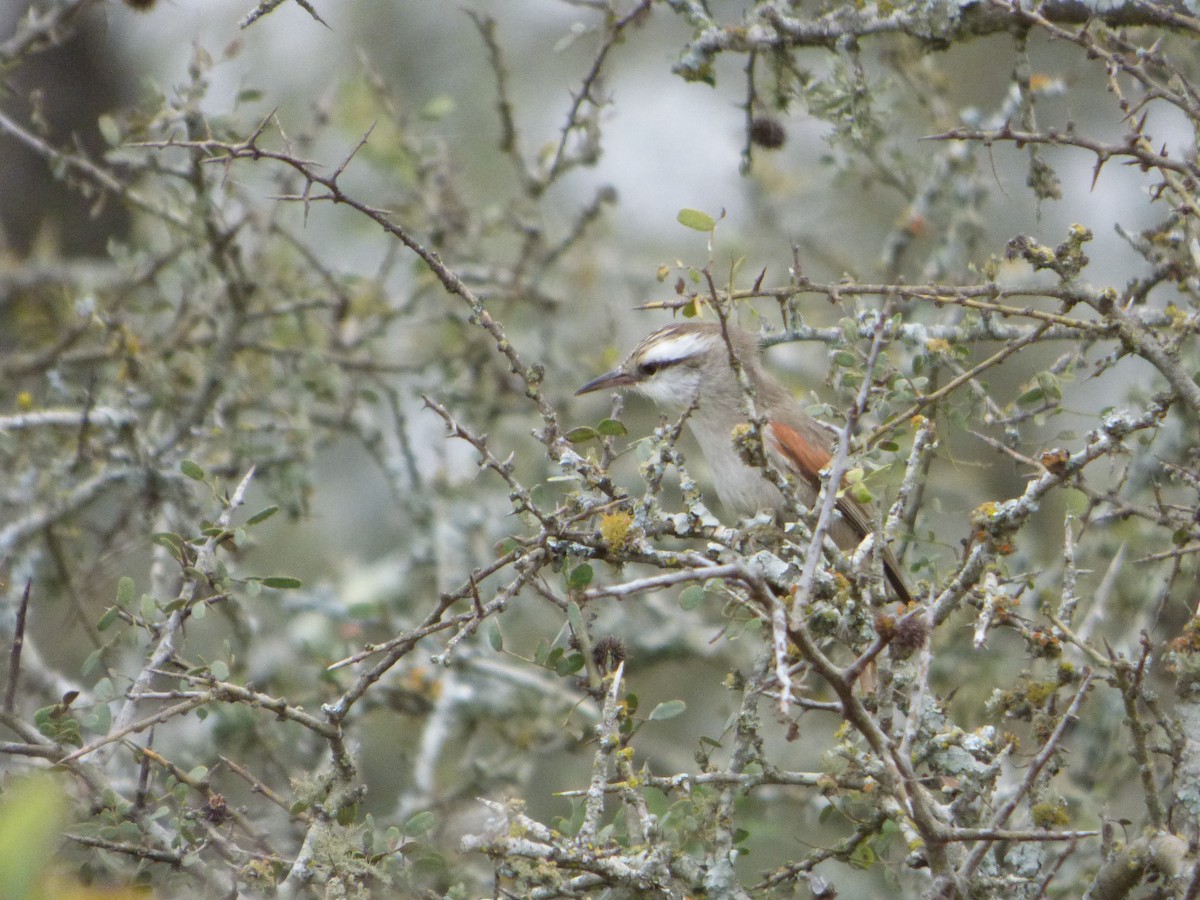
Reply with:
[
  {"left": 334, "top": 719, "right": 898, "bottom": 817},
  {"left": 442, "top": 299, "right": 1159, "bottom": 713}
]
[{"left": 637, "top": 361, "right": 663, "bottom": 377}]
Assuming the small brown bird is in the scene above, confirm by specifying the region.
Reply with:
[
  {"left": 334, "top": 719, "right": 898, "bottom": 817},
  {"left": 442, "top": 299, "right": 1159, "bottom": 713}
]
[{"left": 577, "top": 321, "right": 911, "bottom": 603}]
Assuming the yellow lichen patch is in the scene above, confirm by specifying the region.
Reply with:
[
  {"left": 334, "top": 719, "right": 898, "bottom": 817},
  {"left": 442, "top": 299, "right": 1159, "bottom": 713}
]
[{"left": 599, "top": 511, "right": 635, "bottom": 549}]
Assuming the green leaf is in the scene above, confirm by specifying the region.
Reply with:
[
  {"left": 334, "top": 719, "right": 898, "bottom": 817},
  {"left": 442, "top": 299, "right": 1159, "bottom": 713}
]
[
  {"left": 180, "top": 459, "right": 206, "bottom": 481},
  {"left": 849, "top": 841, "right": 876, "bottom": 870},
  {"left": 567, "top": 564, "right": 593, "bottom": 592},
  {"left": 805, "top": 402, "right": 834, "bottom": 418},
  {"left": 260, "top": 576, "right": 302, "bottom": 590},
  {"left": 596, "top": 418, "right": 628, "bottom": 437},
  {"left": 81, "top": 649, "right": 103, "bottom": 679},
  {"left": 678, "top": 585, "right": 705, "bottom": 610},
  {"left": 1037, "top": 371, "right": 1062, "bottom": 400},
  {"left": 96, "top": 606, "right": 121, "bottom": 632},
  {"left": 488, "top": 623, "right": 503, "bottom": 652},
  {"left": 151, "top": 532, "right": 185, "bottom": 560},
  {"left": 566, "top": 599, "right": 585, "bottom": 633},
  {"left": 554, "top": 652, "right": 585, "bottom": 676},
  {"left": 89, "top": 702, "right": 111, "bottom": 735},
  {"left": 847, "top": 483, "right": 874, "bottom": 504},
  {"left": 404, "top": 810, "right": 436, "bottom": 837},
  {"left": 115, "top": 576, "right": 136, "bottom": 609},
  {"left": 565, "top": 426, "right": 598, "bottom": 444},
  {"left": 677, "top": 208, "right": 716, "bottom": 232},
  {"left": 1017, "top": 387, "right": 1045, "bottom": 406},
  {"left": 833, "top": 351, "right": 857, "bottom": 367},
  {"left": 245, "top": 505, "right": 279, "bottom": 526},
  {"left": 648, "top": 699, "right": 687, "bottom": 721},
  {"left": 209, "top": 660, "right": 229, "bottom": 681},
  {"left": 93, "top": 678, "right": 114, "bottom": 703}
]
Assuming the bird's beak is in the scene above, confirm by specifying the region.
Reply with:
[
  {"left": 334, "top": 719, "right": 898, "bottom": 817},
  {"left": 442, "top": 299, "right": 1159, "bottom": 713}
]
[{"left": 575, "top": 369, "right": 634, "bottom": 396}]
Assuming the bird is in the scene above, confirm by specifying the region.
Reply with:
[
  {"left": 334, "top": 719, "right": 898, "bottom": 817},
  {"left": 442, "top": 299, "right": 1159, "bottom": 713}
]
[{"left": 576, "top": 321, "right": 912, "bottom": 604}]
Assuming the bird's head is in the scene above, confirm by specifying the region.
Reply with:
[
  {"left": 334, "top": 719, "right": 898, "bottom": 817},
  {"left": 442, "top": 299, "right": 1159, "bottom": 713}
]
[{"left": 575, "top": 322, "right": 760, "bottom": 412}]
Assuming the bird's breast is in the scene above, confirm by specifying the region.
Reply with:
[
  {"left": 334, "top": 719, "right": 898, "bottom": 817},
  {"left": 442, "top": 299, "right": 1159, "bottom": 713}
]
[{"left": 687, "top": 417, "right": 817, "bottom": 516}]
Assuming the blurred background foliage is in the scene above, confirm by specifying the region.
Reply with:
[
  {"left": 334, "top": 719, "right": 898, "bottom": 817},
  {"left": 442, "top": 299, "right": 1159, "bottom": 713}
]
[{"left": 2, "top": 0, "right": 1200, "bottom": 897}]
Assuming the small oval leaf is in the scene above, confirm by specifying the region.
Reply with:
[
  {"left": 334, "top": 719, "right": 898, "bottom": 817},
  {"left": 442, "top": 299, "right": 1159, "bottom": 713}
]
[
  {"left": 648, "top": 699, "right": 687, "bottom": 721},
  {"left": 115, "top": 576, "right": 136, "bottom": 609},
  {"left": 567, "top": 564, "right": 593, "bottom": 592},
  {"left": 554, "top": 652, "right": 585, "bottom": 676},
  {"left": 677, "top": 208, "right": 716, "bottom": 232},
  {"left": 152, "top": 532, "right": 185, "bottom": 561},
  {"left": 180, "top": 459, "right": 206, "bottom": 481},
  {"left": 261, "top": 576, "right": 302, "bottom": 590},
  {"left": 567, "top": 599, "right": 585, "bottom": 632},
  {"left": 245, "top": 505, "right": 279, "bottom": 526},
  {"left": 404, "top": 810, "right": 436, "bottom": 837},
  {"left": 565, "top": 426, "right": 598, "bottom": 444},
  {"left": 96, "top": 606, "right": 121, "bottom": 632},
  {"left": 678, "top": 585, "right": 705, "bottom": 610}
]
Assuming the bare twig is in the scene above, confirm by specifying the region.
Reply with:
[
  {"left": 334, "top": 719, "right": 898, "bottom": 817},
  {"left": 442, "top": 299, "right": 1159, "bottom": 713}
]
[{"left": 3, "top": 580, "right": 31, "bottom": 714}]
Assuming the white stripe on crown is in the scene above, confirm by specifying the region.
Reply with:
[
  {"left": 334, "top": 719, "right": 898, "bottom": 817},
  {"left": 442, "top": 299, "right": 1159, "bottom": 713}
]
[{"left": 637, "top": 327, "right": 715, "bottom": 366}]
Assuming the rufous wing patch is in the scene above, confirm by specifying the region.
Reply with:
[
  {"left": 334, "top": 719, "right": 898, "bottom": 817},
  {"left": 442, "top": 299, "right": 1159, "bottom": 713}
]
[{"left": 766, "top": 421, "right": 831, "bottom": 490}]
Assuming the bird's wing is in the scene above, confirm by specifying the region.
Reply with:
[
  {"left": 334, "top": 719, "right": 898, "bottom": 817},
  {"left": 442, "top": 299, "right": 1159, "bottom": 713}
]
[{"left": 768, "top": 420, "right": 913, "bottom": 605}]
